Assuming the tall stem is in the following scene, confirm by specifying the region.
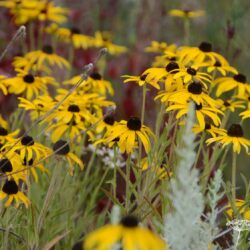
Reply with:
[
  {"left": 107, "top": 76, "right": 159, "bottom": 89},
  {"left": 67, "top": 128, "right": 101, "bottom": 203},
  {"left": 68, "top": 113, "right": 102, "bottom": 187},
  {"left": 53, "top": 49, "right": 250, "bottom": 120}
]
[{"left": 232, "top": 151, "right": 237, "bottom": 216}]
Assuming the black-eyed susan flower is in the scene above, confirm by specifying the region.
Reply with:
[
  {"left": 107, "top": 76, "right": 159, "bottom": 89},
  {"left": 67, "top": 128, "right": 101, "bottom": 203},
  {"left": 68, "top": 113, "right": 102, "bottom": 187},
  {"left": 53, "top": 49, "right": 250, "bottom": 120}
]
[
  {"left": 0, "top": 180, "right": 30, "bottom": 208},
  {"left": 52, "top": 140, "right": 84, "bottom": 175},
  {"left": 206, "top": 60, "right": 238, "bottom": 76},
  {"left": 102, "top": 117, "right": 154, "bottom": 154},
  {"left": 166, "top": 102, "right": 223, "bottom": 129},
  {"left": 38, "top": 1, "right": 69, "bottom": 24},
  {"left": 225, "top": 199, "right": 250, "bottom": 219},
  {"left": 0, "top": 74, "right": 8, "bottom": 95},
  {"left": 24, "top": 45, "right": 70, "bottom": 69},
  {"left": 93, "top": 31, "right": 127, "bottom": 55},
  {"left": 84, "top": 215, "right": 167, "bottom": 250},
  {"left": 0, "top": 126, "right": 19, "bottom": 145},
  {"left": 157, "top": 81, "right": 217, "bottom": 107},
  {"left": 178, "top": 42, "right": 228, "bottom": 65},
  {"left": 45, "top": 24, "right": 94, "bottom": 49},
  {"left": 122, "top": 73, "right": 160, "bottom": 89},
  {"left": 216, "top": 99, "right": 245, "bottom": 112},
  {"left": 169, "top": 9, "right": 205, "bottom": 18},
  {"left": 206, "top": 124, "right": 250, "bottom": 154},
  {"left": 6, "top": 69, "right": 57, "bottom": 99},
  {"left": 192, "top": 123, "right": 222, "bottom": 138},
  {"left": 3, "top": 135, "right": 52, "bottom": 161},
  {"left": 215, "top": 73, "right": 250, "bottom": 97},
  {"left": 18, "top": 95, "right": 55, "bottom": 120},
  {"left": 145, "top": 41, "right": 177, "bottom": 55}
]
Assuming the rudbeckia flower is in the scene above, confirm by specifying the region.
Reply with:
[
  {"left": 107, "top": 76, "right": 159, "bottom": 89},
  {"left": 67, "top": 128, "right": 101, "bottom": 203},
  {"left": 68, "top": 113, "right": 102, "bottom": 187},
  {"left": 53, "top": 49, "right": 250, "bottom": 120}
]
[
  {"left": 192, "top": 123, "right": 222, "bottom": 138},
  {"left": 225, "top": 199, "right": 250, "bottom": 219},
  {"left": 178, "top": 42, "right": 228, "bottom": 65},
  {"left": 216, "top": 99, "right": 245, "bottom": 112},
  {"left": 206, "top": 124, "right": 250, "bottom": 154},
  {"left": 6, "top": 70, "right": 57, "bottom": 99},
  {"left": 52, "top": 140, "right": 84, "bottom": 175},
  {"left": 45, "top": 24, "right": 94, "bottom": 49},
  {"left": 24, "top": 45, "right": 70, "bottom": 69},
  {"left": 166, "top": 102, "right": 223, "bottom": 129},
  {"left": 169, "top": 9, "right": 205, "bottom": 18},
  {"left": 0, "top": 180, "right": 30, "bottom": 208},
  {"left": 93, "top": 31, "right": 127, "bottom": 55},
  {"left": 122, "top": 73, "right": 160, "bottom": 89},
  {"left": 215, "top": 73, "right": 250, "bottom": 97},
  {"left": 156, "top": 81, "right": 217, "bottom": 108},
  {"left": 84, "top": 215, "right": 167, "bottom": 250},
  {"left": 206, "top": 60, "right": 238, "bottom": 76},
  {"left": 103, "top": 117, "right": 154, "bottom": 154},
  {"left": 0, "top": 75, "right": 8, "bottom": 95},
  {"left": 3, "top": 135, "right": 52, "bottom": 161},
  {"left": 0, "top": 126, "right": 19, "bottom": 145},
  {"left": 145, "top": 41, "right": 177, "bottom": 55}
]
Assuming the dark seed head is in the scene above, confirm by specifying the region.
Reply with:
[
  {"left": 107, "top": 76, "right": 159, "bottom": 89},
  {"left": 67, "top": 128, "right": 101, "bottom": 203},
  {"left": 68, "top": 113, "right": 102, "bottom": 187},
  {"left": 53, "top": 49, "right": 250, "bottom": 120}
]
[
  {"left": 70, "top": 27, "right": 81, "bottom": 34},
  {"left": 223, "top": 100, "right": 230, "bottom": 107},
  {"left": 140, "top": 74, "right": 147, "bottom": 81},
  {"left": 227, "top": 124, "right": 243, "bottom": 137},
  {"left": 199, "top": 42, "right": 212, "bottom": 52},
  {"left": 2, "top": 180, "right": 18, "bottom": 195},
  {"left": 187, "top": 81, "right": 203, "bottom": 94},
  {"left": 120, "top": 215, "right": 139, "bottom": 228},
  {"left": 90, "top": 72, "right": 102, "bottom": 80},
  {"left": 23, "top": 74, "right": 35, "bottom": 84},
  {"left": 0, "top": 159, "right": 13, "bottom": 173},
  {"left": 42, "top": 45, "right": 53, "bottom": 54},
  {"left": 165, "top": 62, "right": 179, "bottom": 73},
  {"left": 0, "top": 127, "right": 8, "bottom": 136},
  {"left": 21, "top": 136, "right": 34, "bottom": 146},
  {"left": 127, "top": 117, "right": 142, "bottom": 131},
  {"left": 233, "top": 74, "right": 246, "bottom": 83},
  {"left": 195, "top": 103, "right": 202, "bottom": 110},
  {"left": 68, "top": 104, "right": 80, "bottom": 113},
  {"left": 205, "top": 123, "right": 211, "bottom": 130},
  {"left": 53, "top": 140, "right": 70, "bottom": 155},
  {"left": 104, "top": 115, "right": 115, "bottom": 125},
  {"left": 22, "top": 157, "right": 33, "bottom": 166},
  {"left": 72, "top": 241, "right": 83, "bottom": 250},
  {"left": 187, "top": 67, "right": 197, "bottom": 76},
  {"left": 214, "top": 61, "right": 221, "bottom": 67}
]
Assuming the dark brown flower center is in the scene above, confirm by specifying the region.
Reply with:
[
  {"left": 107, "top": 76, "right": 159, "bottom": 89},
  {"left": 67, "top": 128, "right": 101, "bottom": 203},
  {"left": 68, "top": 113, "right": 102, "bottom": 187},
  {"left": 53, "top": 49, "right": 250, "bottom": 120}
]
[
  {"left": 42, "top": 45, "right": 53, "bottom": 54},
  {"left": 223, "top": 100, "right": 230, "bottom": 107},
  {"left": 0, "top": 159, "right": 13, "bottom": 173},
  {"left": 2, "top": 180, "right": 18, "bottom": 194},
  {"left": 199, "top": 42, "right": 212, "bottom": 52},
  {"left": 127, "top": 117, "right": 141, "bottom": 131},
  {"left": 53, "top": 140, "right": 70, "bottom": 155},
  {"left": 90, "top": 72, "right": 102, "bottom": 80},
  {"left": 21, "top": 136, "right": 34, "bottom": 146},
  {"left": 23, "top": 74, "right": 35, "bottom": 84},
  {"left": 187, "top": 67, "right": 197, "bottom": 76},
  {"left": 140, "top": 74, "right": 147, "bottom": 81},
  {"left": 120, "top": 215, "right": 139, "bottom": 228},
  {"left": 0, "top": 127, "right": 8, "bottom": 136},
  {"left": 233, "top": 74, "right": 246, "bottom": 83},
  {"left": 104, "top": 115, "right": 115, "bottom": 125},
  {"left": 205, "top": 123, "right": 211, "bottom": 130},
  {"left": 70, "top": 27, "right": 81, "bottom": 34},
  {"left": 22, "top": 157, "right": 33, "bottom": 166},
  {"left": 165, "top": 62, "right": 179, "bottom": 73},
  {"left": 227, "top": 124, "right": 243, "bottom": 137},
  {"left": 187, "top": 81, "right": 202, "bottom": 94},
  {"left": 214, "top": 61, "right": 221, "bottom": 67},
  {"left": 195, "top": 103, "right": 202, "bottom": 110},
  {"left": 68, "top": 105, "right": 80, "bottom": 113}
]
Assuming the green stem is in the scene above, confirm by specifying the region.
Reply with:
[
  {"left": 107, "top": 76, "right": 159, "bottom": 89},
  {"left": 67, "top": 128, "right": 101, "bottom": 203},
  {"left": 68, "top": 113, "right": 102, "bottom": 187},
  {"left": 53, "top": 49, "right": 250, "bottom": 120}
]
[
  {"left": 194, "top": 131, "right": 206, "bottom": 168},
  {"left": 28, "top": 22, "right": 35, "bottom": 51},
  {"left": 155, "top": 103, "right": 165, "bottom": 138},
  {"left": 232, "top": 151, "right": 237, "bottom": 216},
  {"left": 125, "top": 154, "right": 132, "bottom": 212}
]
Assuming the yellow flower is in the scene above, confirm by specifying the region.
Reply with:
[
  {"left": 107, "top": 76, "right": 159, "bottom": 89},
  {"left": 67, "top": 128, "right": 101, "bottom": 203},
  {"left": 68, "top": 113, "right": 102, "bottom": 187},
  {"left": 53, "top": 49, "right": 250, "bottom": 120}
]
[
  {"left": 215, "top": 74, "right": 250, "bottom": 97},
  {"left": 45, "top": 24, "right": 94, "bottom": 49},
  {"left": 0, "top": 180, "right": 30, "bottom": 208},
  {"left": 103, "top": 117, "right": 154, "bottom": 154},
  {"left": 156, "top": 81, "right": 217, "bottom": 108},
  {"left": 206, "top": 124, "right": 250, "bottom": 154},
  {"left": 6, "top": 70, "right": 57, "bottom": 99},
  {"left": 192, "top": 123, "right": 222, "bottom": 138},
  {"left": 93, "top": 31, "right": 127, "bottom": 55},
  {"left": 178, "top": 42, "right": 228, "bottom": 65},
  {"left": 169, "top": 9, "right": 205, "bottom": 18},
  {"left": 225, "top": 199, "right": 250, "bottom": 219},
  {"left": 24, "top": 45, "right": 70, "bottom": 69},
  {"left": 38, "top": 1, "right": 69, "bottom": 24},
  {"left": 0, "top": 74, "right": 9, "bottom": 95},
  {"left": 167, "top": 102, "right": 223, "bottom": 130},
  {"left": 206, "top": 60, "right": 238, "bottom": 76},
  {"left": 3, "top": 135, "right": 52, "bottom": 161},
  {"left": 145, "top": 41, "right": 177, "bottom": 55},
  {"left": 84, "top": 215, "right": 167, "bottom": 250},
  {"left": 122, "top": 74, "right": 160, "bottom": 89},
  {"left": 216, "top": 99, "right": 245, "bottom": 112},
  {"left": 52, "top": 140, "right": 84, "bottom": 175}
]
